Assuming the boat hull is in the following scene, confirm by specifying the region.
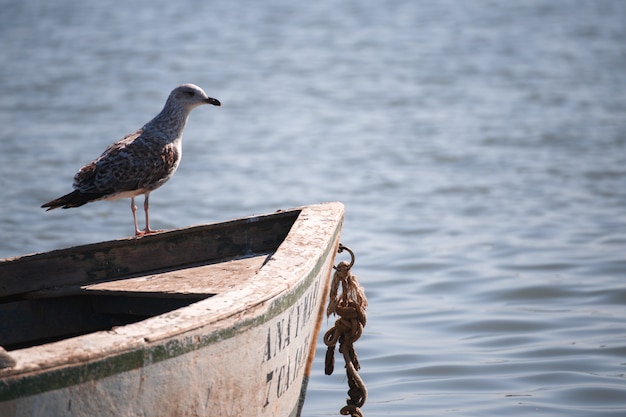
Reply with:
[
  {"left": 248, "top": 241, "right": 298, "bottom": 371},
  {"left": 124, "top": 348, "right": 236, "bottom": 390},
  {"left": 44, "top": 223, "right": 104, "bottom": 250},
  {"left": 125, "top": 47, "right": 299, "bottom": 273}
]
[{"left": 0, "top": 203, "right": 344, "bottom": 417}]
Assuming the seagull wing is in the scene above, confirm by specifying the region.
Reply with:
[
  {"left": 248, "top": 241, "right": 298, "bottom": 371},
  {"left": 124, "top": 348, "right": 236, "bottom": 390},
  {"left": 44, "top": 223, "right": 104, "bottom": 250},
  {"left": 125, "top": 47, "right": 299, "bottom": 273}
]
[{"left": 73, "top": 130, "right": 180, "bottom": 197}]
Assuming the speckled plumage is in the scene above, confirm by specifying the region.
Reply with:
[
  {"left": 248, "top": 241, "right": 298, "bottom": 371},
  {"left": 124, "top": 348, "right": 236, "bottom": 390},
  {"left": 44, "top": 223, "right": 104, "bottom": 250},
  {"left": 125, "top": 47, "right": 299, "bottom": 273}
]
[{"left": 42, "top": 84, "right": 221, "bottom": 236}]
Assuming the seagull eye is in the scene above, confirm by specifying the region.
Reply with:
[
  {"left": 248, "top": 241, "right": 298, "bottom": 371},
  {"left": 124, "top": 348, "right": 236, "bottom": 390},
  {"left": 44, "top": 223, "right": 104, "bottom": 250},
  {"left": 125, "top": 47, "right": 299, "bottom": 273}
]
[{"left": 186, "top": 91, "right": 195, "bottom": 97}]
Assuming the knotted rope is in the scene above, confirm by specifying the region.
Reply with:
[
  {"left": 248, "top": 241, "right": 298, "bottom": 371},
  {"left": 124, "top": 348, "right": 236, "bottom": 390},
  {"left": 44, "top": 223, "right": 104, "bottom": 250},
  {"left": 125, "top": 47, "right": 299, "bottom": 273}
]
[{"left": 324, "top": 244, "right": 368, "bottom": 417}]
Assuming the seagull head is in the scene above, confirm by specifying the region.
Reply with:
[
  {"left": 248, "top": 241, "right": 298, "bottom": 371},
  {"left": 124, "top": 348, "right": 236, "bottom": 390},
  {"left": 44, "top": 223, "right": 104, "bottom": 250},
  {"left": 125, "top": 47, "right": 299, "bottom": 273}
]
[{"left": 171, "top": 84, "right": 221, "bottom": 110}]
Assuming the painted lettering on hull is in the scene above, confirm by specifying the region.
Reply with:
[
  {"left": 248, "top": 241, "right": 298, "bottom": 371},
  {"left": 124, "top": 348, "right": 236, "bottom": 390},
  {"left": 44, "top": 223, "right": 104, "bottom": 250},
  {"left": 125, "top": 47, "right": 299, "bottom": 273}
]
[{"left": 263, "top": 283, "right": 319, "bottom": 408}]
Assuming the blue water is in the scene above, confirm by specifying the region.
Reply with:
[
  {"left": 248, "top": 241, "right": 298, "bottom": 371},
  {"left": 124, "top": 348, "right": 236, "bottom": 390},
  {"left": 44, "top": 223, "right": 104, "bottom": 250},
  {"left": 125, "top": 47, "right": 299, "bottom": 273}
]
[{"left": 1, "top": 0, "right": 626, "bottom": 415}]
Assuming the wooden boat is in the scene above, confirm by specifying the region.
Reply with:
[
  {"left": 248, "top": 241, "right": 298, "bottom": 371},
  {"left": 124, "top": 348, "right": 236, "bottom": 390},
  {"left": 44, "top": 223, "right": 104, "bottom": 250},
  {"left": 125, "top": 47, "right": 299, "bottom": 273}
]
[{"left": 0, "top": 202, "right": 344, "bottom": 417}]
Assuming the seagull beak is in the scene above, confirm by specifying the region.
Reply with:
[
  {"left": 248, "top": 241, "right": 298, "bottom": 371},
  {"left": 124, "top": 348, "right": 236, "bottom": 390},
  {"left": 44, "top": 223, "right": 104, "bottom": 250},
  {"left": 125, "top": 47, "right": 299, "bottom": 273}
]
[{"left": 205, "top": 97, "right": 221, "bottom": 106}]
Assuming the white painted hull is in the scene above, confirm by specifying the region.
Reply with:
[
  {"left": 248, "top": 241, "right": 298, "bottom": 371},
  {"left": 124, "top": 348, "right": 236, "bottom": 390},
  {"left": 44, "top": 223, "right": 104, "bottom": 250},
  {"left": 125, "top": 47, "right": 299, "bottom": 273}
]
[{"left": 0, "top": 203, "right": 344, "bottom": 417}]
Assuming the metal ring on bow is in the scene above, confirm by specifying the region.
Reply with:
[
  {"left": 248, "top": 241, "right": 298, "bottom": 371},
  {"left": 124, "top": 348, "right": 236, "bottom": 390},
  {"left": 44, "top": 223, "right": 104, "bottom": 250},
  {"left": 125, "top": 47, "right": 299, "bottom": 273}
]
[{"left": 336, "top": 243, "right": 355, "bottom": 270}]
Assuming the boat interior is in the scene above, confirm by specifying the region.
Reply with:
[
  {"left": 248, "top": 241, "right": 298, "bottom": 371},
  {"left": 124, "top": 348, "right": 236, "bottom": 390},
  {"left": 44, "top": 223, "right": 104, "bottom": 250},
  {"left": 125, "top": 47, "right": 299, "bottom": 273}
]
[{"left": 0, "top": 210, "right": 300, "bottom": 352}]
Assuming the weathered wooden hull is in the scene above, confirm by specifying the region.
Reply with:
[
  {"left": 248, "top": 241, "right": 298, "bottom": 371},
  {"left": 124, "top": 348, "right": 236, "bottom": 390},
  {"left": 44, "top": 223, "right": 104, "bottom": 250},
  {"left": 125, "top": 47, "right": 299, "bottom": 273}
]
[{"left": 0, "top": 202, "right": 344, "bottom": 417}]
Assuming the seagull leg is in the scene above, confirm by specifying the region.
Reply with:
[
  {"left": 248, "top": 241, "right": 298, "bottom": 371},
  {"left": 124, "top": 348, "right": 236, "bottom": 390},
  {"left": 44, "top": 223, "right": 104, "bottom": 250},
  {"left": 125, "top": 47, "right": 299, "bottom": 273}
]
[
  {"left": 131, "top": 197, "right": 143, "bottom": 236},
  {"left": 143, "top": 193, "right": 154, "bottom": 234},
  {"left": 143, "top": 193, "right": 163, "bottom": 235}
]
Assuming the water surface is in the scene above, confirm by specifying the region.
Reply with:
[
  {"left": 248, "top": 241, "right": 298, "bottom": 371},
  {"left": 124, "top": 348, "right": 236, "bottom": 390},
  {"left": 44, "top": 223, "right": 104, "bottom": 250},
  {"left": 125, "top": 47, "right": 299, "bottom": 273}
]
[{"left": 1, "top": 1, "right": 625, "bottom": 415}]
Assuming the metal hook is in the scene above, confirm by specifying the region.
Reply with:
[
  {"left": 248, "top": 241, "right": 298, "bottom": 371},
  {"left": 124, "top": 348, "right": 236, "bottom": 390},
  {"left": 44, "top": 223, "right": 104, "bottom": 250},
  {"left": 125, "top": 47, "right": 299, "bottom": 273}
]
[{"left": 335, "top": 243, "right": 355, "bottom": 270}]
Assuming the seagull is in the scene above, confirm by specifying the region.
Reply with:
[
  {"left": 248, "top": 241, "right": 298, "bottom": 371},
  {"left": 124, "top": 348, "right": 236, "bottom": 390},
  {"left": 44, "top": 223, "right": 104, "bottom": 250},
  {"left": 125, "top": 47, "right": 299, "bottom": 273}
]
[{"left": 42, "top": 84, "right": 221, "bottom": 236}]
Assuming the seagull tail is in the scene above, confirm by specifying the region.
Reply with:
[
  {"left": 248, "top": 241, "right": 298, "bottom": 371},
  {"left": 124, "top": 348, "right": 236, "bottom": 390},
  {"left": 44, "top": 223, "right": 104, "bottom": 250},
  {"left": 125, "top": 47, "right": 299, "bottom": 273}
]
[{"left": 41, "top": 190, "right": 106, "bottom": 211}]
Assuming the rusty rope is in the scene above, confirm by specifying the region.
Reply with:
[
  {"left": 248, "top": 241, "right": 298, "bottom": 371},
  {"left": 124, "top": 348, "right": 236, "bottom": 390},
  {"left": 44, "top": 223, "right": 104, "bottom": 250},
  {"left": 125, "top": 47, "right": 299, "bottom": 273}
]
[{"left": 324, "top": 244, "right": 368, "bottom": 417}]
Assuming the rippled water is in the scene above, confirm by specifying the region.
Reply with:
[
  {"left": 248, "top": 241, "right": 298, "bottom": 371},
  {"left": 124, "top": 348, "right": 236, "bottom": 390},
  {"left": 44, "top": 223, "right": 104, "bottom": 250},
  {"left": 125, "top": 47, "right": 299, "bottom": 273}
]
[{"left": 1, "top": 0, "right": 626, "bottom": 415}]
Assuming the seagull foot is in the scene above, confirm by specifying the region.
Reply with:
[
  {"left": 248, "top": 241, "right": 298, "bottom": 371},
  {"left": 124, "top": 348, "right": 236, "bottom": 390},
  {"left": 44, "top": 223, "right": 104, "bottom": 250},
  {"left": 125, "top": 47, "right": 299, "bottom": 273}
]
[{"left": 135, "top": 228, "right": 165, "bottom": 237}]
